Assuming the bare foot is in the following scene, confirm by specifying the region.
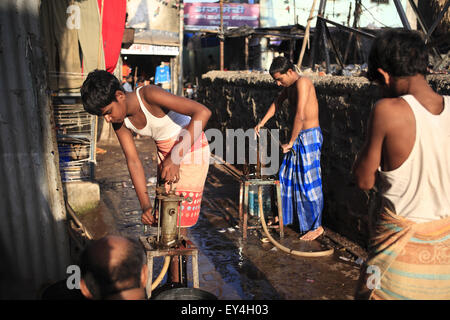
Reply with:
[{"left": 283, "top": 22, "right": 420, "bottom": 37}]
[
  {"left": 267, "top": 216, "right": 279, "bottom": 226},
  {"left": 299, "top": 226, "right": 324, "bottom": 241}
]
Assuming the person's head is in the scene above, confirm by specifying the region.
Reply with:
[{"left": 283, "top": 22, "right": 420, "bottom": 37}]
[
  {"left": 125, "top": 74, "right": 133, "bottom": 83},
  {"left": 136, "top": 76, "right": 145, "bottom": 87},
  {"left": 79, "top": 235, "right": 148, "bottom": 300},
  {"left": 269, "top": 56, "right": 298, "bottom": 87},
  {"left": 81, "top": 70, "right": 125, "bottom": 117},
  {"left": 367, "top": 29, "right": 428, "bottom": 96}
]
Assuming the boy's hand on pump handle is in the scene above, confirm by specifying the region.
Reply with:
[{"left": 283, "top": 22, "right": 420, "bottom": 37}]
[
  {"left": 141, "top": 156, "right": 180, "bottom": 226},
  {"left": 160, "top": 156, "right": 180, "bottom": 184},
  {"left": 142, "top": 207, "right": 158, "bottom": 226},
  {"left": 255, "top": 122, "right": 294, "bottom": 154}
]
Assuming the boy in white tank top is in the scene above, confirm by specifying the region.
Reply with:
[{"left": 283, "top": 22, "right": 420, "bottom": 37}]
[
  {"left": 352, "top": 30, "right": 450, "bottom": 300},
  {"left": 81, "top": 70, "right": 211, "bottom": 286}
]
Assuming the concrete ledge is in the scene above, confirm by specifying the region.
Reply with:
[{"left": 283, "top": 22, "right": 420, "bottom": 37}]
[{"left": 65, "top": 181, "right": 100, "bottom": 214}]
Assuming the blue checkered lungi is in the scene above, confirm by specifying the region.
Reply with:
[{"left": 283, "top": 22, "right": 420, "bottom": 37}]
[{"left": 279, "top": 127, "right": 323, "bottom": 233}]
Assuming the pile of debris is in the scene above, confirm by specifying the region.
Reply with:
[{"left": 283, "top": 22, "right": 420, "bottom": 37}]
[{"left": 300, "top": 63, "right": 368, "bottom": 77}]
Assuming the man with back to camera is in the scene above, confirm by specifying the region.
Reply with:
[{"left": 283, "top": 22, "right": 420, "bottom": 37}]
[{"left": 352, "top": 29, "right": 450, "bottom": 300}]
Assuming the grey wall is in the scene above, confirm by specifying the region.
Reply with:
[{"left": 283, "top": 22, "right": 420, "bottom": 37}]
[
  {"left": 198, "top": 71, "right": 450, "bottom": 248},
  {"left": 0, "top": 0, "right": 70, "bottom": 298}
]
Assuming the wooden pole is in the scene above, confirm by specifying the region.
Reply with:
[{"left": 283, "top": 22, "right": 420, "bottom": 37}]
[
  {"left": 245, "top": 36, "right": 249, "bottom": 70},
  {"left": 220, "top": 0, "right": 224, "bottom": 70},
  {"left": 97, "top": 0, "right": 104, "bottom": 69},
  {"left": 297, "top": 0, "right": 318, "bottom": 69},
  {"left": 321, "top": 18, "right": 331, "bottom": 74},
  {"left": 177, "top": 2, "right": 185, "bottom": 95},
  {"left": 256, "top": 133, "right": 261, "bottom": 179},
  {"left": 308, "top": 0, "right": 326, "bottom": 69},
  {"left": 134, "top": 66, "right": 138, "bottom": 89},
  {"left": 343, "top": 0, "right": 361, "bottom": 65},
  {"left": 323, "top": 23, "right": 344, "bottom": 69},
  {"left": 93, "top": 0, "right": 105, "bottom": 168}
]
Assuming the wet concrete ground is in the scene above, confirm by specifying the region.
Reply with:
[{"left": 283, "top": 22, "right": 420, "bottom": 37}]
[{"left": 78, "top": 136, "right": 366, "bottom": 300}]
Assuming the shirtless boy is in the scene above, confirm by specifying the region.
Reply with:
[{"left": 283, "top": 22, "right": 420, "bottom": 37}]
[{"left": 255, "top": 56, "right": 324, "bottom": 241}]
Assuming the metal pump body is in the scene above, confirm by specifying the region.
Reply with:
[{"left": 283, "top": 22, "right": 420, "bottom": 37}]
[{"left": 155, "top": 184, "right": 186, "bottom": 248}]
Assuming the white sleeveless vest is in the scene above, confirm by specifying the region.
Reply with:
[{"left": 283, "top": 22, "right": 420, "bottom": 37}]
[
  {"left": 377, "top": 94, "right": 450, "bottom": 222},
  {"left": 124, "top": 86, "right": 191, "bottom": 141}
]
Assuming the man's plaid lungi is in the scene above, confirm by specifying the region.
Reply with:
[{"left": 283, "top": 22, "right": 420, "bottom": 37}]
[{"left": 279, "top": 127, "right": 324, "bottom": 233}]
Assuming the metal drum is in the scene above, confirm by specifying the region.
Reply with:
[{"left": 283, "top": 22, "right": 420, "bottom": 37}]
[{"left": 153, "top": 287, "right": 217, "bottom": 300}]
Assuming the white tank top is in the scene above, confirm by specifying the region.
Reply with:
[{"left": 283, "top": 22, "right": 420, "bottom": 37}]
[
  {"left": 123, "top": 86, "right": 191, "bottom": 141},
  {"left": 377, "top": 94, "right": 450, "bottom": 222}
]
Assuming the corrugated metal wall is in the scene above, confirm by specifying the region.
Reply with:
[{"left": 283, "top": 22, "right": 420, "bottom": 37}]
[{"left": 0, "top": 0, "right": 70, "bottom": 299}]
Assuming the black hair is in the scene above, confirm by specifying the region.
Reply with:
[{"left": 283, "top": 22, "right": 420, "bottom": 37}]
[
  {"left": 367, "top": 29, "right": 428, "bottom": 82},
  {"left": 80, "top": 69, "right": 124, "bottom": 116},
  {"left": 80, "top": 236, "right": 145, "bottom": 300},
  {"left": 269, "top": 56, "right": 295, "bottom": 77}
]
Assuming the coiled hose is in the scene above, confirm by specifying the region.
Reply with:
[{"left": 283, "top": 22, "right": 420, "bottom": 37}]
[{"left": 257, "top": 187, "right": 334, "bottom": 257}]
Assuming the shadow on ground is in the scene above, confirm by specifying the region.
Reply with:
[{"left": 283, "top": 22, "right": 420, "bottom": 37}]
[{"left": 77, "top": 137, "right": 363, "bottom": 300}]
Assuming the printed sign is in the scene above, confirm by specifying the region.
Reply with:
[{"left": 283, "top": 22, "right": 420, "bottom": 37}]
[
  {"left": 184, "top": 3, "right": 260, "bottom": 30},
  {"left": 121, "top": 43, "right": 179, "bottom": 56}
]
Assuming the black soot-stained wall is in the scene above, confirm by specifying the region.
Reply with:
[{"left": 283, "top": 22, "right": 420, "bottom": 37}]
[{"left": 197, "top": 71, "right": 450, "bottom": 248}]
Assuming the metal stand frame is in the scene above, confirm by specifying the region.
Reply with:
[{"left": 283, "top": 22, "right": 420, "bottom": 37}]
[
  {"left": 139, "top": 236, "right": 199, "bottom": 299},
  {"left": 239, "top": 178, "right": 284, "bottom": 240}
]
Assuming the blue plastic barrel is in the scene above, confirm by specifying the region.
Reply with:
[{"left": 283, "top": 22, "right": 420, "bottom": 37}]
[{"left": 248, "top": 185, "right": 271, "bottom": 217}]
